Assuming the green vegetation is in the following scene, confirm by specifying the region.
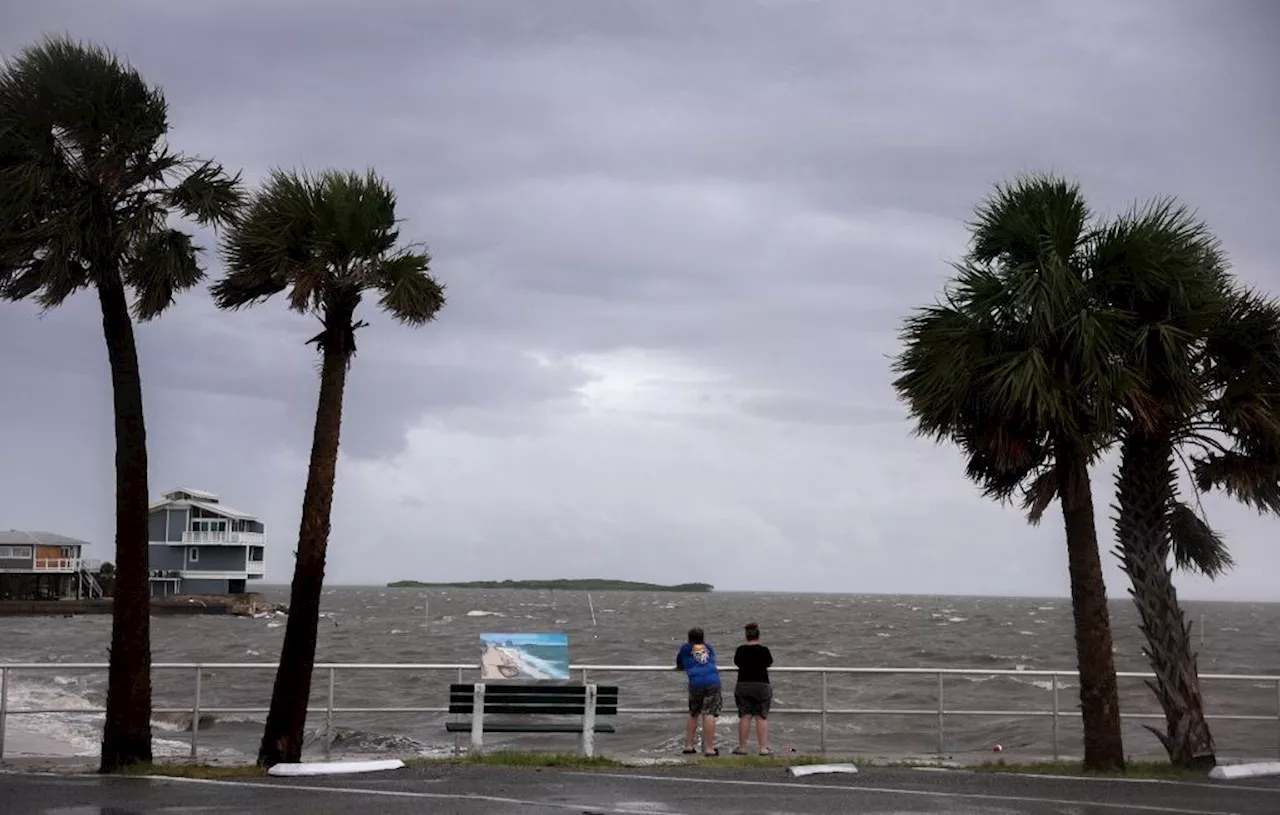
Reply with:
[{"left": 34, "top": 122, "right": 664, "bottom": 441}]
[
  {"left": 213, "top": 169, "right": 445, "bottom": 768},
  {"left": 0, "top": 35, "right": 243, "bottom": 773},
  {"left": 975, "top": 759, "right": 1208, "bottom": 781},
  {"left": 119, "top": 762, "right": 268, "bottom": 779},
  {"left": 892, "top": 173, "right": 1280, "bottom": 770},
  {"left": 410, "top": 751, "right": 852, "bottom": 770},
  {"left": 387, "top": 579, "right": 714, "bottom": 592}
]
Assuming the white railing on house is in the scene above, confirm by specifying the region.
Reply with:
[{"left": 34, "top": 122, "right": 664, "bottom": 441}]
[
  {"left": 0, "top": 663, "right": 1276, "bottom": 762},
  {"left": 181, "top": 531, "right": 264, "bottom": 545},
  {"left": 245, "top": 561, "right": 266, "bottom": 575},
  {"left": 31, "top": 558, "right": 102, "bottom": 573}
]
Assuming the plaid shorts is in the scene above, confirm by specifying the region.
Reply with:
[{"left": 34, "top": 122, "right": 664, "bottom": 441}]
[{"left": 688, "top": 685, "right": 723, "bottom": 717}]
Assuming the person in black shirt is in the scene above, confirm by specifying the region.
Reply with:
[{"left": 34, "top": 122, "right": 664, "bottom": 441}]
[{"left": 732, "top": 621, "right": 773, "bottom": 754}]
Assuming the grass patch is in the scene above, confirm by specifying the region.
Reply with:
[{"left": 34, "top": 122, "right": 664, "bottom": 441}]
[
  {"left": 412, "top": 751, "right": 625, "bottom": 769},
  {"left": 410, "top": 751, "right": 861, "bottom": 771},
  {"left": 117, "top": 762, "right": 268, "bottom": 779},
  {"left": 974, "top": 759, "right": 1208, "bottom": 781}
]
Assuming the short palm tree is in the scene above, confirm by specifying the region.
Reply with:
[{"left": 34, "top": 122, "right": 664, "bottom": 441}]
[
  {"left": 212, "top": 168, "right": 445, "bottom": 767},
  {"left": 0, "top": 37, "right": 242, "bottom": 772},
  {"left": 1097, "top": 199, "right": 1280, "bottom": 767},
  {"left": 892, "top": 175, "right": 1132, "bottom": 771}
]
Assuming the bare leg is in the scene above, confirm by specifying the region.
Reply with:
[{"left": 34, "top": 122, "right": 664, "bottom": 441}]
[
  {"left": 757, "top": 717, "right": 770, "bottom": 753},
  {"left": 703, "top": 715, "right": 717, "bottom": 753},
  {"left": 737, "top": 716, "right": 750, "bottom": 751},
  {"left": 684, "top": 715, "right": 697, "bottom": 751}
]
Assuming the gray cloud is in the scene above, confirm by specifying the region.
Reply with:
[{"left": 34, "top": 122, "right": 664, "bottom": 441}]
[{"left": 1, "top": 0, "right": 1277, "bottom": 598}]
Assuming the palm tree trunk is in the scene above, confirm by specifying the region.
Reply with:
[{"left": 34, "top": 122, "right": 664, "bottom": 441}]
[
  {"left": 96, "top": 274, "right": 153, "bottom": 773},
  {"left": 1115, "top": 433, "right": 1215, "bottom": 769},
  {"left": 1055, "top": 437, "right": 1125, "bottom": 772},
  {"left": 257, "top": 311, "right": 354, "bottom": 767}
]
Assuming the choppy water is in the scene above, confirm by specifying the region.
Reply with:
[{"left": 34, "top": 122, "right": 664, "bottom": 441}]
[{"left": 3, "top": 588, "right": 1278, "bottom": 760}]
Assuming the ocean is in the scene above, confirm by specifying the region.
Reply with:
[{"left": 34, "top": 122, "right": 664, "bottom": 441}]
[{"left": 3, "top": 587, "right": 1278, "bottom": 761}]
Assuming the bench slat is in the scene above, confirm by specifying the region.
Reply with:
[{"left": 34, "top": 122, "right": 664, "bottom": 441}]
[
  {"left": 445, "top": 722, "right": 617, "bottom": 734},
  {"left": 448, "top": 701, "right": 616, "bottom": 711},
  {"left": 449, "top": 696, "right": 619, "bottom": 708},
  {"left": 448, "top": 684, "right": 618, "bottom": 695}
]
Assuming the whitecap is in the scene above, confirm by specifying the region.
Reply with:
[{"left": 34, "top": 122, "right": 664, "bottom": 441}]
[
  {"left": 466, "top": 610, "right": 504, "bottom": 617},
  {"left": 947, "top": 616, "right": 967, "bottom": 623}
]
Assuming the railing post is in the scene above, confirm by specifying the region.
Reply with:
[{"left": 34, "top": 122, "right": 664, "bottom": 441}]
[
  {"left": 324, "top": 667, "right": 335, "bottom": 761},
  {"left": 819, "top": 672, "right": 828, "bottom": 754},
  {"left": 190, "top": 666, "right": 202, "bottom": 759},
  {"left": 471, "top": 683, "right": 485, "bottom": 752},
  {"left": 581, "top": 684, "right": 598, "bottom": 758},
  {"left": 936, "top": 672, "right": 945, "bottom": 755},
  {"left": 581, "top": 668, "right": 589, "bottom": 684},
  {"left": 1051, "top": 674, "right": 1060, "bottom": 761},
  {"left": 0, "top": 666, "right": 8, "bottom": 761},
  {"left": 1275, "top": 678, "right": 1280, "bottom": 759}
]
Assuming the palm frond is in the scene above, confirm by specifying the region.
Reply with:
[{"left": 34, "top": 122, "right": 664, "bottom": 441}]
[
  {"left": 1167, "top": 501, "right": 1234, "bottom": 578},
  {"left": 1022, "top": 469, "right": 1059, "bottom": 524},
  {"left": 0, "top": 36, "right": 238, "bottom": 319},
  {"left": 166, "top": 159, "right": 244, "bottom": 228},
  {"left": 1191, "top": 451, "right": 1280, "bottom": 515},
  {"left": 376, "top": 249, "right": 445, "bottom": 326},
  {"left": 125, "top": 228, "right": 202, "bottom": 320},
  {"left": 214, "top": 167, "right": 444, "bottom": 340}
]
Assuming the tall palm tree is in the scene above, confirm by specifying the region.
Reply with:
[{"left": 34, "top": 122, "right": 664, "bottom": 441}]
[
  {"left": 1096, "top": 202, "right": 1280, "bottom": 768},
  {"left": 0, "top": 37, "right": 242, "bottom": 772},
  {"left": 212, "top": 169, "right": 445, "bottom": 766},
  {"left": 892, "top": 175, "right": 1132, "bottom": 771}
]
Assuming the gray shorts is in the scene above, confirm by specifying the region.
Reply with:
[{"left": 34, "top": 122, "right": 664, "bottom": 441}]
[
  {"left": 688, "top": 685, "right": 723, "bottom": 717},
  {"left": 734, "top": 681, "right": 772, "bottom": 718}
]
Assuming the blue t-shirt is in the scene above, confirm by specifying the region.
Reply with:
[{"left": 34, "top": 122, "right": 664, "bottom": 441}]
[{"left": 676, "top": 642, "right": 721, "bottom": 689}]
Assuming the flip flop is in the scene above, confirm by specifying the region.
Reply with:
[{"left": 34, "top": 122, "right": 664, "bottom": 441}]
[
  {"left": 703, "top": 749, "right": 720, "bottom": 757},
  {"left": 731, "top": 748, "right": 749, "bottom": 755},
  {"left": 682, "top": 748, "right": 697, "bottom": 755},
  {"left": 759, "top": 749, "right": 773, "bottom": 756}
]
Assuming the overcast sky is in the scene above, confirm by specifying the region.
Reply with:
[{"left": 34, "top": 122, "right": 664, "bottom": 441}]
[{"left": 1, "top": 1, "right": 1277, "bottom": 600}]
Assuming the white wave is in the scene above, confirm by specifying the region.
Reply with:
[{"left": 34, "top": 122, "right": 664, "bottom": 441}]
[
  {"left": 466, "top": 610, "right": 504, "bottom": 617},
  {"left": 390, "top": 629, "right": 406, "bottom": 635},
  {"left": 1037, "top": 606, "right": 1055, "bottom": 611},
  {"left": 245, "top": 649, "right": 261, "bottom": 656},
  {"left": 1018, "top": 630, "right": 1036, "bottom": 636},
  {"left": 876, "top": 632, "right": 892, "bottom": 638},
  {"left": 266, "top": 622, "right": 282, "bottom": 629},
  {"left": 816, "top": 650, "right": 841, "bottom": 658},
  {"left": 947, "top": 616, "right": 967, "bottom": 623}
]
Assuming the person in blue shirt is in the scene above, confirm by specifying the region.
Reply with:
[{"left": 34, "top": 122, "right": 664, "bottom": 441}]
[{"left": 674, "top": 626, "right": 722, "bottom": 756}]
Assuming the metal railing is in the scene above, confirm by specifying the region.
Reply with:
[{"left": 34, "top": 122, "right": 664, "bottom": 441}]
[
  {"left": 181, "top": 531, "right": 264, "bottom": 545},
  {"left": 1, "top": 663, "right": 1277, "bottom": 761},
  {"left": 32, "top": 558, "right": 102, "bottom": 573}
]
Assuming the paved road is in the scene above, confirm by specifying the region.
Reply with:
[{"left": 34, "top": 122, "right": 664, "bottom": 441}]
[{"left": 3, "top": 764, "right": 1279, "bottom": 814}]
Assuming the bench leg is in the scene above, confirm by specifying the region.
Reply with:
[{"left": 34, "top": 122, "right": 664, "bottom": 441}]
[
  {"left": 581, "top": 684, "right": 597, "bottom": 758},
  {"left": 471, "top": 683, "right": 485, "bottom": 752}
]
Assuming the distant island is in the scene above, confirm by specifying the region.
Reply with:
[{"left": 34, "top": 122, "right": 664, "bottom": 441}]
[{"left": 386, "top": 579, "right": 713, "bottom": 593}]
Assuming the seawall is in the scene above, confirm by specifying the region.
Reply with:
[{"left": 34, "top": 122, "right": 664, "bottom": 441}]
[{"left": 0, "top": 595, "right": 281, "bottom": 617}]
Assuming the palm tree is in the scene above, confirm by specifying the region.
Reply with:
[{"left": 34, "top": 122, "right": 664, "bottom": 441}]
[
  {"left": 1096, "top": 204, "right": 1280, "bottom": 768},
  {"left": 212, "top": 169, "right": 445, "bottom": 766},
  {"left": 892, "top": 175, "right": 1131, "bottom": 771},
  {"left": 0, "top": 37, "right": 242, "bottom": 772}
]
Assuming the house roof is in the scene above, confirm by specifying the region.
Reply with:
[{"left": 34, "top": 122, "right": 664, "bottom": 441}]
[
  {"left": 162, "top": 487, "right": 220, "bottom": 502},
  {"left": 186, "top": 500, "right": 257, "bottom": 521},
  {"left": 0, "top": 530, "right": 88, "bottom": 547}
]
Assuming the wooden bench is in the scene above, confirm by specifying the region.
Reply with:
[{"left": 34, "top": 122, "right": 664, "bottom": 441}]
[{"left": 446, "top": 683, "right": 619, "bottom": 757}]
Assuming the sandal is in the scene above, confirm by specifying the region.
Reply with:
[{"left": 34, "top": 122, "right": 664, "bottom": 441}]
[
  {"left": 682, "top": 748, "right": 697, "bottom": 755},
  {"left": 703, "top": 748, "right": 720, "bottom": 757},
  {"left": 759, "top": 749, "right": 773, "bottom": 756},
  {"left": 731, "top": 748, "right": 749, "bottom": 755}
]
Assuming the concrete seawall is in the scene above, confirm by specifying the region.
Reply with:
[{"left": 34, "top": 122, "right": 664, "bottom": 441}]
[{"left": 0, "top": 596, "right": 278, "bottom": 616}]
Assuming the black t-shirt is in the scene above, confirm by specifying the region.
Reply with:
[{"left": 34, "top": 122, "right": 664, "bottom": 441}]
[{"left": 734, "top": 643, "right": 773, "bottom": 684}]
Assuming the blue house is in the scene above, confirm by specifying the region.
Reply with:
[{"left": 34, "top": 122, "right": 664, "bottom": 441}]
[{"left": 148, "top": 488, "right": 267, "bottom": 597}]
